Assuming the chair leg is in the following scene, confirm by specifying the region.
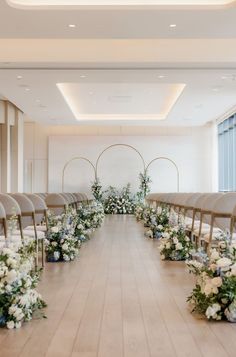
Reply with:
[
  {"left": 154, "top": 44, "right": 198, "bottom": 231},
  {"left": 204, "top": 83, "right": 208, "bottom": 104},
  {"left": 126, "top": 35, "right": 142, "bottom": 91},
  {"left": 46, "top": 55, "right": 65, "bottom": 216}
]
[
  {"left": 207, "top": 215, "right": 215, "bottom": 256},
  {"left": 42, "top": 239, "right": 45, "bottom": 268},
  {"left": 18, "top": 215, "right": 24, "bottom": 242},
  {"left": 32, "top": 213, "right": 39, "bottom": 269}
]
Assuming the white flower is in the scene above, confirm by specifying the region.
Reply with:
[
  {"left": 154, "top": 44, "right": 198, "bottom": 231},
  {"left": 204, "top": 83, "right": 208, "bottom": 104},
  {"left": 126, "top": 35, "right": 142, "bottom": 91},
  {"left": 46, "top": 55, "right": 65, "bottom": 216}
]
[
  {"left": 185, "top": 236, "right": 190, "bottom": 242},
  {"left": 206, "top": 303, "right": 221, "bottom": 320},
  {"left": 216, "top": 257, "right": 232, "bottom": 270},
  {"left": 175, "top": 243, "right": 183, "bottom": 251},
  {"left": 165, "top": 242, "right": 171, "bottom": 249},
  {"left": 160, "top": 255, "right": 165, "bottom": 260},
  {"left": 210, "top": 249, "right": 220, "bottom": 262},
  {"left": 230, "top": 264, "right": 236, "bottom": 276},
  {"left": 62, "top": 243, "right": 69, "bottom": 251},
  {"left": 5, "top": 269, "right": 18, "bottom": 284},
  {"left": 211, "top": 277, "right": 222, "bottom": 288},
  {"left": 157, "top": 225, "right": 163, "bottom": 230},
  {"left": 173, "top": 237, "right": 179, "bottom": 245},
  {"left": 15, "top": 321, "right": 22, "bottom": 329},
  {"left": 162, "top": 232, "right": 170, "bottom": 239},
  {"left": 53, "top": 251, "right": 60, "bottom": 261},
  {"left": 6, "top": 320, "right": 15, "bottom": 329},
  {"left": 51, "top": 226, "right": 59, "bottom": 233}
]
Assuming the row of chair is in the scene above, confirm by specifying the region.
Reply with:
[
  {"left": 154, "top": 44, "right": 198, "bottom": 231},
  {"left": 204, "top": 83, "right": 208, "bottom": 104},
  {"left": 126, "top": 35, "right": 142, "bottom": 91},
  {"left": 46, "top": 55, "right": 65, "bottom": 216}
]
[
  {"left": 146, "top": 192, "right": 236, "bottom": 254},
  {"left": 0, "top": 192, "right": 93, "bottom": 267}
]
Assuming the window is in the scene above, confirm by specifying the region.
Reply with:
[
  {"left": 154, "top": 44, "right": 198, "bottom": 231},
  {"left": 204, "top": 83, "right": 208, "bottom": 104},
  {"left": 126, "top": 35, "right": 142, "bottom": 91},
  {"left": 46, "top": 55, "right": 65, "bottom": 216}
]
[{"left": 218, "top": 115, "right": 236, "bottom": 191}]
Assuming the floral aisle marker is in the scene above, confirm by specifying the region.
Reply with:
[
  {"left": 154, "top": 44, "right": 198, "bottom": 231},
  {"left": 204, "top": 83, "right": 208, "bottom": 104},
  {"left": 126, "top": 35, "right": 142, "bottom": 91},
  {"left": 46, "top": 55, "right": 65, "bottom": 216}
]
[
  {"left": 103, "top": 184, "right": 136, "bottom": 215},
  {"left": 159, "top": 225, "right": 193, "bottom": 261},
  {"left": 186, "top": 233, "right": 236, "bottom": 322},
  {"left": 76, "top": 201, "right": 105, "bottom": 241},
  {"left": 0, "top": 242, "right": 46, "bottom": 329},
  {"left": 143, "top": 206, "right": 170, "bottom": 239},
  {"left": 45, "top": 207, "right": 80, "bottom": 262}
]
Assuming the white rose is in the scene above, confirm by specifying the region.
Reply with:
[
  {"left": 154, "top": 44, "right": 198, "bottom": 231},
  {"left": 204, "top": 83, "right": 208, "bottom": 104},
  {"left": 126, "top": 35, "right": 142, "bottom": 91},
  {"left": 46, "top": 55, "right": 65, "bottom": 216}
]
[
  {"left": 5, "top": 269, "right": 18, "bottom": 284},
  {"left": 6, "top": 321, "right": 15, "bottom": 329},
  {"left": 165, "top": 242, "right": 171, "bottom": 249},
  {"left": 51, "top": 226, "right": 59, "bottom": 233},
  {"left": 157, "top": 225, "right": 163, "bottom": 230},
  {"left": 162, "top": 232, "right": 170, "bottom": 239},
  {"left": 62, "top": 243, "right": 69, "bottom": 251},
  {"left": 210, "top": 250, "right": 220, "bottom": 262},
  {"left": 173, "top": 237, "right": 179, "bottom": 245},
  {"left": 185, "top": 236, "right": 190, "bottom": 242},
  {"left": 160, "top": 255, "right": 165, "bottom": 260},
  {"left": 211, "top": 277, "right": 222, "bottom": 288},
  {"left": 206, "top": 303, "right": 221, "bottom": 319},
  {"left": 176, "top": 243, "right": 183, "bottom": 251},
  {"left": 15, "top": 321, "right": 22, "bottom": 329},
  {"left": 216, "top": 257, "right": 232, "bottom": 270},
  {"left": 53, "top": 251, "right": 60, "bottom": 261}
]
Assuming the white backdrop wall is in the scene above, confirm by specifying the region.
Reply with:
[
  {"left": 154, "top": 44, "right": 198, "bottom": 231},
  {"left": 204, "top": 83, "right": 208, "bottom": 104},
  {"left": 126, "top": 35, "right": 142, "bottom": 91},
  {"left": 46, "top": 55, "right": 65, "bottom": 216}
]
[{"left": 24, "top": 122, "right": 215, "bottom": 194}]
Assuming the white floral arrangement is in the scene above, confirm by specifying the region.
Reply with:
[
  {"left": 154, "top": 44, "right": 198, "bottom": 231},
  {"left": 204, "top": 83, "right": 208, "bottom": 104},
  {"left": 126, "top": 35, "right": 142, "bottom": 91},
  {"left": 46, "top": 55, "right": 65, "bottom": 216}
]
[
  {"left": 0, "top": 243, "right": 46, "bottom": 329},
  {"left": 135, "top": 203, "right": 146, "bottom": 222},
  {"left": 76, "top": 201, "right": 105, "bottom": 240},
  {"left": 143, "top": 206, "right": 170, "bottom": 239},
  {"left": 159, "top": 224, "right": 193, "bottom": 261},
  {"left": 104, "top": 185, "right": 136, "bottom": 215},
  {"left": 45, "top": 207, "right": 80, "bottom": 262},
  {"left": 187, "top": 234, "right": 236, "bottom": 322}
]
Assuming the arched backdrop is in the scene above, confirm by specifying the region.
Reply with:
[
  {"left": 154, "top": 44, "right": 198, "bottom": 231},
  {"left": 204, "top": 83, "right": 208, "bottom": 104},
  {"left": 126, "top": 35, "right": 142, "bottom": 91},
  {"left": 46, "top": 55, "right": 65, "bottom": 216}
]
[{"left": 61, "top": 143, "right": 179, "bottom": 193}]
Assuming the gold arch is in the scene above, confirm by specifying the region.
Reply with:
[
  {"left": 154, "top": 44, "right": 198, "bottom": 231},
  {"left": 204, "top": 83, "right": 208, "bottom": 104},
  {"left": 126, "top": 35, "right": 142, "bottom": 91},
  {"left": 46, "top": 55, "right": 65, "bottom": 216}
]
[
  {"left": 62, "top": 157, "right": 96, "bottom": 192},
  {"left": 95, "top": 144, "right": 146, "bottom": 179},
  {"left": 146, "top": 156, "right": 180, "bottom": 192}
]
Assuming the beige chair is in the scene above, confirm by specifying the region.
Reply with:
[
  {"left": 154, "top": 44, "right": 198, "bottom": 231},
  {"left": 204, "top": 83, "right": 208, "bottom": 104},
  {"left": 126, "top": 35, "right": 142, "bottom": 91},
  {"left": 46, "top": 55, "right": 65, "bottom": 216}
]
[
  {"left": 46, "top": 193, "right": 68, "bottom": 215},
  {"left": 193, "top": 193, "right": 224, "bottom": 247},
  {"left": 204, "top": 193, "right": 236, "bottom": 253},
  {"left": 10, "top": 193, "right": 45, "bottom": 267},
  {"left": 24, "top": 193, "right": 48, "bottom": 231},
  {"left": 0, "top": 194, "right": 23, "bottom": 239}
]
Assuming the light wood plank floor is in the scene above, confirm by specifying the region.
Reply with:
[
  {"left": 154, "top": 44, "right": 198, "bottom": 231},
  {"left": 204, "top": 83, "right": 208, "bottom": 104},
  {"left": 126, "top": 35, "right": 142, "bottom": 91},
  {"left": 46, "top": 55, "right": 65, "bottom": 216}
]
[{"left": 1, "top": 215, "right": 236, "bottom": 357}]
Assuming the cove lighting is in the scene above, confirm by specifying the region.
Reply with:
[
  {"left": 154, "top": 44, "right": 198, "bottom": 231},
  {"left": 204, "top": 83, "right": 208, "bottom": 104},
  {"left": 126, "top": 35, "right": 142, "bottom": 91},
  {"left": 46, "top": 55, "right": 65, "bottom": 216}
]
[
  {"left": 6, "top": 0, "right": 236, "bottom": 8},
  {"left": 56, "top": 82, "right": 186, "bottom": 122}
]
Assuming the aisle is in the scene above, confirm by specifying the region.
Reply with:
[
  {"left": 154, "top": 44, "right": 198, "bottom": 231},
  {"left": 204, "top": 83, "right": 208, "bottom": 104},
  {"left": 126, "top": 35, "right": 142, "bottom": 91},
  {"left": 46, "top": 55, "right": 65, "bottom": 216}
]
[{"left": 1, "top": 215, "right": 236, "bottom": 357}]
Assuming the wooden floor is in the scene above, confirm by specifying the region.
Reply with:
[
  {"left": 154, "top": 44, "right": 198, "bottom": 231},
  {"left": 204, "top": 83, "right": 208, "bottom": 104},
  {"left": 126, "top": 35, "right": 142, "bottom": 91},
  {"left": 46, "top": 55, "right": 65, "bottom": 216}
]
[{"left": 1, "top": 215, "right": 236, "bottom": 357}]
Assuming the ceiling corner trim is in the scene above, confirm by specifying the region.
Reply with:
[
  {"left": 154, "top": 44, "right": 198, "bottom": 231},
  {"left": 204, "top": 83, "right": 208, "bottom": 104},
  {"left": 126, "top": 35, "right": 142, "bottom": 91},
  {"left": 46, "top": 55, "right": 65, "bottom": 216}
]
[{"left": 6, "top": 0, "right": 236, "bottom": 9}]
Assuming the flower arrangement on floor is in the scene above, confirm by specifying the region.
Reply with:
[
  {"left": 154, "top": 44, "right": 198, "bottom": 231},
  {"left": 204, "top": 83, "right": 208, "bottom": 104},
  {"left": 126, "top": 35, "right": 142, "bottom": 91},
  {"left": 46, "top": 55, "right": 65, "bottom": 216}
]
[
  {"left": 0, "top": 242, "right": 46, "bottom": 329},
  {"left": 45, "top": 207, "right": 80, "bottom": 262},
  {"left": 186, "top": 232, "right": 236, "bottom": 322},
  {"left": 144, "top": 206, "right": 170, "bottom": 239},
  {"left": 135, "top": 203, "right": 146, "bottom": 222},
  {"left": 103, "top": 184, "right": 136, "bottom": 214},
  {"left": 158, "top": 211, "right": 193, "bottom": 260},
  {"left": 76, "top": 201, "right": 105, "bottom": 240}
]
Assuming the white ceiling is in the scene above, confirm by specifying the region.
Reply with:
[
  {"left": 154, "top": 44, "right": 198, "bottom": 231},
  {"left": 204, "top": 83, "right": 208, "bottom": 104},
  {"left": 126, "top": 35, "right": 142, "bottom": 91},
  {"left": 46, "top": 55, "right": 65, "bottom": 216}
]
[
  {"left": 0, "top": 69, "right": 236, "bottom": 126},
  {"left": 0, "top": 1, "right": 236, "bottom": 126},
  {"left": 1, "top": 1, "right": 236, "bottom": 39}
]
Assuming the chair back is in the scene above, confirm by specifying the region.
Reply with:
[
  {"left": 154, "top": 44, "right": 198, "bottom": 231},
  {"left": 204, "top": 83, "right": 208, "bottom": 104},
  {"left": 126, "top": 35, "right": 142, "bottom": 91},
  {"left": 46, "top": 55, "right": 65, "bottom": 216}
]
[
  {"left": 10, "top": 193, "right": 35, "bottom": 228},
  {"left": 25, "top": 193, "right": 48, "bottom": 225},
  {"left": 0, "top": 202, "right": 7, "bottom": 237},
  {"left": 46, "top": 193, "right": 67, "bottom": 215}
]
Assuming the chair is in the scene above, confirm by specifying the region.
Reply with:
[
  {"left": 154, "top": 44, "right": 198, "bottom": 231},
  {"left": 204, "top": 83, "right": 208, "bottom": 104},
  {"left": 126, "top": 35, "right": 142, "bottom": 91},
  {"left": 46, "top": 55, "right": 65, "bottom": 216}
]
[
  {"left": 24, "top": 193, "right": 48, "bottom": 231},
  {"left": 0, "top": 194, "right": 23, "bottom": 239},
  {"left": 10, "top": 193, "right": 45, "bottom": 267},
  {"left": 205, "top": 193, "right": 236, "bottom": 254},
  {"left": 46, "top": 193, "right": 68, "bottom": 215}
]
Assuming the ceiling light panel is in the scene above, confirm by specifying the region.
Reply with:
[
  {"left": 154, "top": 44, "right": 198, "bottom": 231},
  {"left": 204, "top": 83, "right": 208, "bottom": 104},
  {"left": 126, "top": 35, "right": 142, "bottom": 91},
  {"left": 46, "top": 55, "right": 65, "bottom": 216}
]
[{"left": 6, "top": 0, "right": 235, "bottom": 8}]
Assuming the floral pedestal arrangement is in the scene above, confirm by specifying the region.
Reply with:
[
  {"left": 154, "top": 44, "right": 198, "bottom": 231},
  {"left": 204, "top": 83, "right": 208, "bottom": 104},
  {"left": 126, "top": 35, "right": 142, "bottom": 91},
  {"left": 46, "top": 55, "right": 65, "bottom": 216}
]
[
  {"left": 0, "top": 242, "right": 46, "bottom": 329},
  {"left": 159, "top": 225, "right": 193, "bottom": 261},
  {"left": 187, "top": 237, "right": 236, "bottom": 322},
  {"left": 103, "top": 185, "right": 136, "bottom": 215}
]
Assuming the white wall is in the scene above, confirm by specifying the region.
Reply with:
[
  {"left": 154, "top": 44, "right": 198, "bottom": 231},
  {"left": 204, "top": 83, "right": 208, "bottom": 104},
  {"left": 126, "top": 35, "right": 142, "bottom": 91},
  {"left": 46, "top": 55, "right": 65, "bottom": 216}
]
[{"left": 24, "top": 122, "right": 215, "bottom": 194}]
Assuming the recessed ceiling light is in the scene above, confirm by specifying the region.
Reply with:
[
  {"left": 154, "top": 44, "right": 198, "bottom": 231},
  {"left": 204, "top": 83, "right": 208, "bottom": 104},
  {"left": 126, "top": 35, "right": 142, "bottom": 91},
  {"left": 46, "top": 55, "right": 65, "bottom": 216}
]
[
  {"left": 212, "top": 87, "right": 220, "bottom": 92},
  {"left": 17, "top": 75, "right": 23, "bottom": 80},
  {"left": 221, "top": 76, "right": 227, "bottom": 80},
  {"left": 89, "top": 91, "right": 94, "bottom": 95},
  {"left": 158, "top": 75, "right": 165, "bottom": 79},
  {"left": 25, "top": 87, "right": 30, "bottom": 91},
  {"left": 68, "top": 24, "right": 76, "bottom": 28},
  {"left": 80, "top": 75, "right": 86, "bottom": 78},
  {"left": 169, "top": 24, "right": 177, "bottom": 28}
]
